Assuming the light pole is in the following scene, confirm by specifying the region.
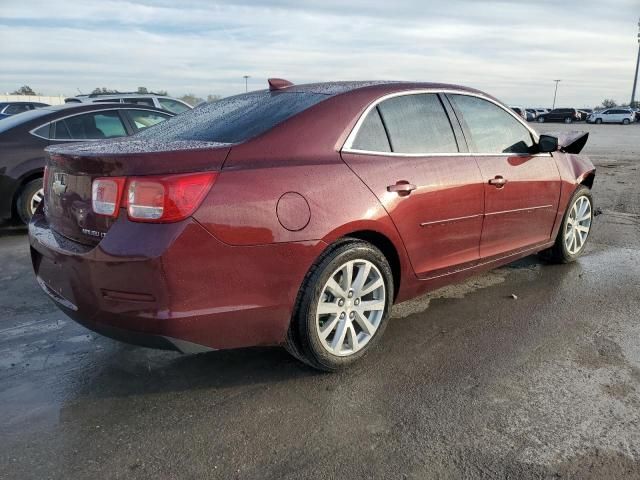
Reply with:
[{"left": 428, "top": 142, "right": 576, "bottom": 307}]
[
  {"left": 630, "top": 18, "right": 640, "bottom": 107},
  {"left": 552, "top": 80, "right": 561, "bottom": 109},
  {"left": 243, "top": 75, "right": 250, "bottom": 93}
]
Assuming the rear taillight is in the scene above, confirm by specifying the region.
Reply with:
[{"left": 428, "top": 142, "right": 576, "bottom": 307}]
[
  {"left": 91, "top": 172, "right": 217, "bottom": 223},
  {"left": 92, "top": 177, "right": 126, "bottom": 217}
]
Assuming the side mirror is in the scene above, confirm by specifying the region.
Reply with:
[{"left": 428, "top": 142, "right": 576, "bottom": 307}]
[{"left": 538, "top": 134, "right": 558, "bottom": 153}]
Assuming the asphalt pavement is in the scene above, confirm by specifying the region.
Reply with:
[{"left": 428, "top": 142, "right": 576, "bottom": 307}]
[{"left": 1, "top": 122, "right": 639, "bottom": 479}]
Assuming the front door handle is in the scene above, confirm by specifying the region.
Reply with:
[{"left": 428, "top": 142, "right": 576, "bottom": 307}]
[
  {"left": 387, "top": 181, "right": 417, "bottom": 196},
  {"left": 488, "top": 176, "right": 507, "bottom": 188}
]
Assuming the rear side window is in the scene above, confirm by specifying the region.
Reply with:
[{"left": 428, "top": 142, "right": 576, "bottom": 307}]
[
  {"left": 351, "top": 107, "right": 390, "bottom": 152},
  {"left": 134, "top": 90, "right": 328, "bottom": 144},
  {"left": 4, "top": 104, "right": 30, "bottom": 114},
  {"left": 127, "top": 98, "right": 156, "bottom": 107},
  {"left": 376, "top": 93, "right": 458, "bottom": 154},
  {"left": 450, "top": 95, "right": 534, "bottom": 154},
  {"left": 158, "top": 98, "right": 191, "bottom": 114},
  {"left": 52, "top": 111, "right": 127, "bottom": 140}
]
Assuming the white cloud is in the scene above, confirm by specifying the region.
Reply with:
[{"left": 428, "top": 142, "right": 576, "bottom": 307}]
[{"left": 0, "top": 0, "right": 638, "bottom": 106}]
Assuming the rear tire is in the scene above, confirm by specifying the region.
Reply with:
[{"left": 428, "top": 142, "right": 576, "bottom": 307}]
[
  {"left": 540, "top": 186, "right": 593, "bottom": 264},
  {"left": 286, "top": 239, "right": 394, "bottom": 371},
  {"left": 16, "top": 178, "right": 44, "bottom": 225},
  {"left": 537, "top": 116, "right": 545, "bottom": 123},
  {"left": 564, "top": 117, "right": 572, "bottom": 124}
]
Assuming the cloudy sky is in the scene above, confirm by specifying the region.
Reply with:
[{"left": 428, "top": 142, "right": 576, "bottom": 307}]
[{"left": 1, "top": 0, "right": 638, "bottom": 107}]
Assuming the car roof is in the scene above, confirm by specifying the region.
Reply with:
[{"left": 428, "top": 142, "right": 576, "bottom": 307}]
[{"left": 0, "top": 102, "right": 173, "bottom": 134}]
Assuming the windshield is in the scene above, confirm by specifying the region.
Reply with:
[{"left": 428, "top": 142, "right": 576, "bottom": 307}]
[
  {"left": 134, "top": 90, "right": 328, "bottom": 144},
  {"left": 0, "top": 108, "right": 54, "bottom": 133}
]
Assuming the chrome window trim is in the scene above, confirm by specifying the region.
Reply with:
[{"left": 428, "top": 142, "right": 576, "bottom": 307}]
[
  {"left": 341, "top": 88, "right": 543, "bottom": 157},
  {"left": 28, "top": 107, "right": 171, "bottom": 141}
]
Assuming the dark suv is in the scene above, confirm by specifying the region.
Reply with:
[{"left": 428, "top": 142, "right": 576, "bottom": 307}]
[{"left": 536, "top": 108, "right": 581, "bottom": 124}]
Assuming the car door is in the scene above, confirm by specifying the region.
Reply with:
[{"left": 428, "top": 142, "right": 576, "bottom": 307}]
[
  {"left": 601, "top": 110, "right": 613, "bottom": 123},
  {"left": 447, "top": 93, "right": 561, "bottom": 259},
  {"left": 341, "top": 92, "right": 484, "bottom": 277}
]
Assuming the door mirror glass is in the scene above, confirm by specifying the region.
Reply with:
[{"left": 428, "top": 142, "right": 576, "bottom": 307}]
[{"left": 538, "top": 134, "right": 558, "bottom": 153}]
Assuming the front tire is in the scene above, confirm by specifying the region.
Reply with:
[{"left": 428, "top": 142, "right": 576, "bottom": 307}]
[
  {"left": 16, "top": 178, "right": 44, "bottom": 225},
  {"left": 286, "top": 239, "right": 394, "bottom": 371},
  {"left": 537, "top": 116, "right": 545, "bottom": 123},
  {"left": 564, "top": 117, "right": 573, "bottom": 124},
  {"left": 541, "top": 186, "right": 593, "bottom": 263},
  {"left": 595, "top": 118, "right": 602, "bottom": 124},
  {"left": 623, "top": 118, "right": 630, "bottom": 125}
]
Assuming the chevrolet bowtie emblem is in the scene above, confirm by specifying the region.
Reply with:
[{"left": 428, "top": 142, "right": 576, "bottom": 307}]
[{"left": 52, "top": 173, "right": 67, "bottom": 196}]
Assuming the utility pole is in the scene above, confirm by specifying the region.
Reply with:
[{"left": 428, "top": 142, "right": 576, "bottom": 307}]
[
  {"left": 630, "top": 18, "right": 640, "bottom": 107},
  {"left": 552, "top": 80, "right": 561, "bottom": 109},
  {"left": 243, "top": 75, "right": 250, "bottom": 93}
]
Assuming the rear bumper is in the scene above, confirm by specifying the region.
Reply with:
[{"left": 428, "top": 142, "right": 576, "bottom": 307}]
[{"left": 29, "top": 210, "right": 326, "bottom": 351}]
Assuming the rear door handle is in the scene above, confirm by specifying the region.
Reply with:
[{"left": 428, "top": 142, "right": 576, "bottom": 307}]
[
  {"left": 387, "top": 181, "right": 417, "bottom": 196},
  {"left": 488, "top": 176, "right": 507, "bottom": 188}
]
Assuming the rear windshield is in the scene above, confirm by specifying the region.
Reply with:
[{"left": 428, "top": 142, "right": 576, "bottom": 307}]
[
  {"left": 134, "top": 90, "right": 328, "bottom": 144},
  {"left": 0, "top": 108, "right": 53, "bottom": 133}
]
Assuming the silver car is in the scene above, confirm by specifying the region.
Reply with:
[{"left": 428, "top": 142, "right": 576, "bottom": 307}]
[
  {"left": 64, "top": 93, "right": 192, "bottom": 115},
  {"left": 587, "top": 108, "right": 635, "bottom": 125}
]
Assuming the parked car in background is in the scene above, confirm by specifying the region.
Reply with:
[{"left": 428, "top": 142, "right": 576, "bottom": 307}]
[
  {"left": 535, "top": 108, "right": 549, "bottom": 117},
  {"left": 525, "top": 109, "right": 537, "bottom": 121},
  {"left": 511, "top": 106, "right": 526, "bottom": 119},
  {"left": 537, "top": 108, "right": 581, "bottom": 123},
  {"left": 29, "top": 80, "right": 596, "bottom": 371},
  {"left": 0, "top": 103, "right": 173, "bottom": 224},
  {"left": 587, "top": 108, "right": 635, "bottom": 125},
  {"left": 64, "top": 92, "right": 192, "bottom": 114},
  {"left": 0, "top": 101, "right": 49, "bottom": 118}
]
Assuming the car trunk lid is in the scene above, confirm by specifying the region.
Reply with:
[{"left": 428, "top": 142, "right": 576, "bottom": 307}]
[{"left": 44, "top": 138, "right": 231, "bottom": 246}]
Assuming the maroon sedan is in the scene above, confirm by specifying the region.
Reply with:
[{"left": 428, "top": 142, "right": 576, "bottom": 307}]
[{"left": 29, "top": 80, "right": 595, "bottom": 371}]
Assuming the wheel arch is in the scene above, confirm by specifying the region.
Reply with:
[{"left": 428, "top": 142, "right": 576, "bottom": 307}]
[
  {"left": 342, "top": 230, "right": 401, "bottom": 301},
  {"left": 12, "top": 168, "right": 44, "bottom": 217}
]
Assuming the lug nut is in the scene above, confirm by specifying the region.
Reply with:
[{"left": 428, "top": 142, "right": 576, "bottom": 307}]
[
  {"left": 338, "top": 299, "right": 344, "bottom": 307},
  {"left": 340, "top": 312, "right": 345, "bottom": 319},
  {"left": 349, "top": 312, "right": 355, "bottom": 319},
  {"left": 354, "top": 299, "right": 360, "bottom": 306},
  {"left": 348, "top": 290, "right": 354, "bottom": 298}
]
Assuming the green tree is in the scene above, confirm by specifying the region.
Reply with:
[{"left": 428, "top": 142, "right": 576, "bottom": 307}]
[
  {"left": 137, "top": 86, "right": 149, "bottom": 94},
  {"left": 601, "top": 99, "right": 617, "bottom": 108},
  {"left": 207, "top": 94, "right": 222, "bottom": 102},
  {"left": 11, "top": 85, "right": 37, "bottom": 95},
  {"left": 91, "top": 87, "right": 118, "bottom": 94}
]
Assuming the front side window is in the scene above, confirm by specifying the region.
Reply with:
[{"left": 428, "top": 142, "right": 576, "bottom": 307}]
[
  {"left": 376, "top": 93, "right": 458, "bottom": 154},
  {"left": 125, "top": 109, "right": 170, "bottom": 131},
  {"left": 158, "top": 98, "right": 191, "bottom": 114},
  {"left": 52, "top": 111, "right": 127, "bottom": 140},
  {"left": 450, "top": 94, "right": 534, "bottom": 154}
]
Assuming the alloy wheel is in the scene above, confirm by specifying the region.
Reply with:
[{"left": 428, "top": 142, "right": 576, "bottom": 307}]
[
  {"left": 315, "top": 259, "right": 386, "bottom": 356},
  {"left": 30, "top": 188, "right": 44, "bottom": 216},
  {"left": 564, "top": 195, "right": 592, "bottom": 255}
]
